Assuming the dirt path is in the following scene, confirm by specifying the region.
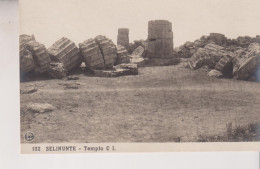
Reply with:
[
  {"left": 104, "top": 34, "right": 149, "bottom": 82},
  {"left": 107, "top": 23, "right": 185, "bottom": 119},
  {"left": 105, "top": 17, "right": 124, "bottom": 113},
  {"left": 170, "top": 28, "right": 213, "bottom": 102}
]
[{"left": 20, "top": 66, "right": 260, "bottom": 143}]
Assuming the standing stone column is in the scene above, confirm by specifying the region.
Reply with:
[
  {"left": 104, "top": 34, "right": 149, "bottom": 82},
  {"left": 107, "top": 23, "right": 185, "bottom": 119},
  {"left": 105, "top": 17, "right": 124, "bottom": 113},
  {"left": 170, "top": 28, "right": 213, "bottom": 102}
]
[
  {"left": 117, "top": 28, "right": 129, "bottom": 48},
  {"left": 147, "top": 20, "right": 174, "bottom": 58}
]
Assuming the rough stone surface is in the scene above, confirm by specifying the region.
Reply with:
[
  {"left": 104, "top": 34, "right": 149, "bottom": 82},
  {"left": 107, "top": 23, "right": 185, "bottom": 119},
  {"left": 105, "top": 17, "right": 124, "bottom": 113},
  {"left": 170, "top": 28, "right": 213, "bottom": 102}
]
[
  {"left": 208, "top": 33, "right": 227, "bottom": 46},
  {"left": 79, "top": 38, "right": 105, "bottom": 70},
  {"left": 117, "top": 28, "right": 129, "bottom": 47},
  {"left": 94, "top": 63, "right": 138, "bottom": 77},
  {"left": 47, "top": 37, "right": 81, "bottom": 71},
  {"left": 147, "top": 39, "right": 173, "bottom": 58},
  {"left": 20, "top": 87, "right": 37, "bottom": 94},
  {"left": 20, "top": 46, "right": 35, "bottom": 73},
  {"left": 116, "top": 45, "right": 130, "bottom": 65},
  {"left": 215, "top": 55, "right": 233, "bottom": 77},
  {"left": 26, "top": 40, "right": 51, "bottom": 73},
  {"left": 20, "top": 34, "right": 35, "bottom": 45},
  {"left": 148, "top": 20, "right": 173, "bottom": 40},
  {"left": 95, "top": 35, "right": 117, "bottom": 68},
  {"left": 233, "top": 43, "right": 260, "bottom": 80},
  {"left": 27, "top": 103, "right": 55, "bottom": 113},
  {"left": 48, "top": 62, "right": 67, "bottom": 79},
  {"left": 207, "top": 69, "right": 223, "bottom": 78},
  {"left": 19, "top": 35, "right": 37, "bottom": 73},
  {"left": 147, "top": 20, "right": 173, "bottom": 58},
  {"left": 188, "top": 43, "right": 231, "bottom": 69},
  {"left": 130, "top": 46, "right": 145, "bottom": 63}
]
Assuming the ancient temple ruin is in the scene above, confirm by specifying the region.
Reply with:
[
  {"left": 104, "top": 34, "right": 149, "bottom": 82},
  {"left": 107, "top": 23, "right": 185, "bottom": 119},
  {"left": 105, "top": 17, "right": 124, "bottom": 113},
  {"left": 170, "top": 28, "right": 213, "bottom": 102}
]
[
  {"left": 147, "top": 20, "right": 174, "bottom": 58},
  {"left": 117, "top": 28, "right": 129, "bottom": 48}
]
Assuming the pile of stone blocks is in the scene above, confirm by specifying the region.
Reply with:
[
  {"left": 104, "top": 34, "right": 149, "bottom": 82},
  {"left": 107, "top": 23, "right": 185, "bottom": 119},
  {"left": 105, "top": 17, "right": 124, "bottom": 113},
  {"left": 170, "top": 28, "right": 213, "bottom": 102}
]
[
  {"left": 117, "top": 28, "right": 129, "bottom": 48},
  {"left": 147, "top": 20, "right": 174, "bottom": 58},
  {"left": 188, "top": 43, "right": 230, "bottom": 70}
]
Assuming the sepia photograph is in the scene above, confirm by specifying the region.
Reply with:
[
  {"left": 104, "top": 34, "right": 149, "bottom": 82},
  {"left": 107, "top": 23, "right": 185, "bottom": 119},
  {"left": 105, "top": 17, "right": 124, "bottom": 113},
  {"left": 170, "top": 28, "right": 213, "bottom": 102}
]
[{"left": 19, "top": 0, "right": 260, "bottom": 152}]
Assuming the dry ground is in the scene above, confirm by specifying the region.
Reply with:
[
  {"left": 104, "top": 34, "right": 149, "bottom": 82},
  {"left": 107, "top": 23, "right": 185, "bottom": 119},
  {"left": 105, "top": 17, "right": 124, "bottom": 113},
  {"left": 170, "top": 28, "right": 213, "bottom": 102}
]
[{"left": 20, "top": 65, "right": 260, "bottom": 143}]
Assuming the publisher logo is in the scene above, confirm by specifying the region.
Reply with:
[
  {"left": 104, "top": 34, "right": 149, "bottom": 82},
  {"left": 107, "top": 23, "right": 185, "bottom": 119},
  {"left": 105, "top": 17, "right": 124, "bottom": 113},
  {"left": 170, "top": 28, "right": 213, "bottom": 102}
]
[{"left": 25, "top": 132, "right": 34, "bottom": 141}]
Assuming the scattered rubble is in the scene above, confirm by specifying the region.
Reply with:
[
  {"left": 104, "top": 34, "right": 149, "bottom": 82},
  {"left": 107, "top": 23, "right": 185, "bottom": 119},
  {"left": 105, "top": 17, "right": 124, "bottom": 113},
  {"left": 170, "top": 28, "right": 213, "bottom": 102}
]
[
  {"left": 63, "top": 83, "right": 79, "bottom": 89},
  {"left": 207, "top": 69, "right": 223, "bottom": 78},
  {"left": 27, "top": 103, "right": 55, "bottom": 113},
  {"left": 176, "top": 33, "right": 260, "bottom": 58},
  {"left": 147, "top": 20, "right": 174, "bottom": 58},
  {"left": 47, "top": 37, "right": 82, "bottom": 71},
  {"left": 126, "top": 39, "right": 147, "bottom": 54},
  {"left": 94, "top": 63, "right": 138, "bottom": 77},
  {"left": 67, "top": 75, "right": 79, "bottom": 80},
  {"left": 19, "top": 24, "right": 260, "bottom": 82},
  {"left": 48, "top": 62, "right": 67, "bottom": 79}
]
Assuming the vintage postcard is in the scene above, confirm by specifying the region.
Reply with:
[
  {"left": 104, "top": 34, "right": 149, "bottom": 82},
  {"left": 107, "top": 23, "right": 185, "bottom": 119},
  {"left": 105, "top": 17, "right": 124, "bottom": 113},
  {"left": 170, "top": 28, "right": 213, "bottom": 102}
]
[{"left": 19, "top": 0, "right": 260, "bottom": 153}]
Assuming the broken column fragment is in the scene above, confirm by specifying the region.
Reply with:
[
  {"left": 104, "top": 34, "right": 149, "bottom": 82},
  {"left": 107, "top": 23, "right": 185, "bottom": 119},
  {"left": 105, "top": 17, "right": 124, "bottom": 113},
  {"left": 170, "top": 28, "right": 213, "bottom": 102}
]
[
  {"left": 117, "top": 28, "right": 129, "bottom": 48},
  {"left": 19, "top": 34, "right": 36, "bottom": 73},
  {"left": 116, "top": 45, "right": 130, "bottom": 65},
  {"left": 47, "top": 37, "right": 81, "bottom": 71},
  {"left": 79, "top": 38, "right": 105, "bottom": 70},
  {"left": 188, "top": 43, "right": 231, "bottom": 70},
  {"left": 26, "top": 40, "right": 51, "bottom": 73},
  {"left": 215, "top": 55, "right": 233, "bottom": 77},
  {"left": 233, "top": 43, "right": 260, "bottom": 80},
  {"left": 95, "top": 35, "right": 117, "bottom": 68},
  {"left": 147, "top": 20, "right": 174, "bottom": 58}
]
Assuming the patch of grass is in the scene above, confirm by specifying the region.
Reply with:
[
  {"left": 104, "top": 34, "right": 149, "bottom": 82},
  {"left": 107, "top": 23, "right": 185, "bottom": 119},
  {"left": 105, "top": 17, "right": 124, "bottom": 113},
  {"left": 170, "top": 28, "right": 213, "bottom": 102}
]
[{"left": 197, "top": 122, "right": 258, "bottom": 142}]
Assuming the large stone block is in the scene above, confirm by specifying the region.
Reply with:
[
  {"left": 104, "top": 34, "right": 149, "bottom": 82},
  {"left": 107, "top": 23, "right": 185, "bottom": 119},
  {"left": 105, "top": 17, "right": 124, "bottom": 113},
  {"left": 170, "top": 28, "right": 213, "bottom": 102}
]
[
  {"left": 26, "top": 40, "right": 51, "bottom": 73},
  {"left": 48, "top": 62, "right": 67, "bottom": 79},
  {"left": 19, "top": 34, "right": 36, "bottom": 73},
  {"left": 47, "top": 37, "right": 81, "bottom": 71},
  {"left": 188, "top": 43, "right": 231, "bottom": 69},
  {"left": 79, "top": 38, "right": 105, "bottom": 70},
  {"left": 20, "top": 45, "right": 35, "bottom": 73},
  {"left": 95, "top": 35, "right": 117, "bottom": 68},
  {"left": 209, "top": 33, "right": 227, "bottom": 46},
  {"left": 148, "top": 20, "right": 173, "bottom": 40},
  {"left": 233, "top": 43, "right": 260, "bottom": 80},
  {"left": 116, "top": 45, "right": 130, "bottom": 65},
  {"left": 147, "top": 39, "right": 173, "bottom": 58}
]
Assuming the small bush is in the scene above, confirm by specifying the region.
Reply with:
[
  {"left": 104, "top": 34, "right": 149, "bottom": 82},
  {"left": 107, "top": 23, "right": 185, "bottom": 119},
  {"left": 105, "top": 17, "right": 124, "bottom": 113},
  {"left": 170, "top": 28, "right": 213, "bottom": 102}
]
[{"left": 197, "top": 122, "right": 258, "bottom": 142}]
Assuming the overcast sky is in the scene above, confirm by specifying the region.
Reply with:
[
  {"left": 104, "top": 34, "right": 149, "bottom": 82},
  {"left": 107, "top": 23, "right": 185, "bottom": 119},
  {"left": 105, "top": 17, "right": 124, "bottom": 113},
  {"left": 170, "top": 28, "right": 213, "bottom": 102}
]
[{"left": 20, "top": 0, "right": 260, "bottom": 47}]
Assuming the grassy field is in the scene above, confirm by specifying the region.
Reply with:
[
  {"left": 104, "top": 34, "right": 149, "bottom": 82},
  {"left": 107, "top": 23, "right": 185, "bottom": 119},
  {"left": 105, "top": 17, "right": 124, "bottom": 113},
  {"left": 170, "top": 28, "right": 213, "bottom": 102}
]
[{"left": 20, "top": 65, "right": 260, "bottom": 143}]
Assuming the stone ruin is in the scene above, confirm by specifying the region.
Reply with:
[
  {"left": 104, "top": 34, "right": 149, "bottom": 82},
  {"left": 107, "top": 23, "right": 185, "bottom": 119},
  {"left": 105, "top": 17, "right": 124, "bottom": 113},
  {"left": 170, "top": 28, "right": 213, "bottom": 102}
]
[
  {"left": 147, "top": 20, "right": 174, "bottom": 58},
  {"left": 117, "top": 28, "right": 129, "bottom": 48},
  {"left": 19, "top": 19, "right": 260, "bottom": 82},
  {"left": 20, "top": 34, "right": 137, "bottom": 80}
]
